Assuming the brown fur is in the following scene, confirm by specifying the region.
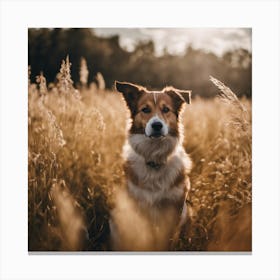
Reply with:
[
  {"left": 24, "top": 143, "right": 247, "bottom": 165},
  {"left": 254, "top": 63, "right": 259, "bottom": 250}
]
[
  {"left": 111, "top": 81, "right": 193, "bottom": 251},
  {"left": 131, "top": 92, "right": 182, "bottom": 137}
]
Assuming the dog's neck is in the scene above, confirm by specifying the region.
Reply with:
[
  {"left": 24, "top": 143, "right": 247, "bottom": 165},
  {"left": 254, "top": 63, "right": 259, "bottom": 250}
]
[
  {"left": 145, "top": 160, "right": 165, "bottom": 170},
  {"left": 127, "top": 134, "right": 179, "bottom": 166}
]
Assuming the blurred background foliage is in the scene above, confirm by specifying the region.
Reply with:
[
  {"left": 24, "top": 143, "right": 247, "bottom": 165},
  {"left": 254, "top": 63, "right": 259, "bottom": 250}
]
[{"left": 28, "top": 28, "right": 251, "bottom": 98}]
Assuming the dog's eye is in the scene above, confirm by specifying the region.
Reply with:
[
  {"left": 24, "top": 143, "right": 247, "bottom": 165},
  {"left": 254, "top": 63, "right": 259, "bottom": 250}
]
[
  {"left": 141, "top": 107, "right": 151, "bottom": 114},
  {"left": 162, "top": 106, "right": 170, "bottom": 113}
]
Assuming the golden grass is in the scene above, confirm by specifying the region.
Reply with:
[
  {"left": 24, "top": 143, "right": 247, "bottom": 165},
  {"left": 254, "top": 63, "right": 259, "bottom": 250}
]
[{"left": 28, "top": 74, "right": 252, "bottom": 251}]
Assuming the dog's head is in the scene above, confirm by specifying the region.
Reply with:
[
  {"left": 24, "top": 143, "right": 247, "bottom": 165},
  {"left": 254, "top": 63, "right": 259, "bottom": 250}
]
[
  {"left": 115, "top": 81, "right": 191, "bottom": 161},
  {"left": 115, "top": 81, "right": 191, "bottom": 138}
]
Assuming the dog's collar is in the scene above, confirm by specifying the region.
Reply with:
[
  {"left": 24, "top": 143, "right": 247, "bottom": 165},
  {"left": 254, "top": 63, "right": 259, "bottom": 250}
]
[{"left": 146, "top": 161, "right": 163, "bottom": 170}]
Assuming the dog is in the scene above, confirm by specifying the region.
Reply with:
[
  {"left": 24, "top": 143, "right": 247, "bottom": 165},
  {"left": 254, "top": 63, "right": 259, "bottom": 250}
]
[{"left": 110, "top": 81, "right": 192, "bottom": 251}]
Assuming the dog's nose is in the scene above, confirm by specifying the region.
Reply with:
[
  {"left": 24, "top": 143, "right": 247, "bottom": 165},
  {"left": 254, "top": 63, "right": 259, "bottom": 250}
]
[{"left": 152, "top": 121, "right": 163, "bottom": 131}]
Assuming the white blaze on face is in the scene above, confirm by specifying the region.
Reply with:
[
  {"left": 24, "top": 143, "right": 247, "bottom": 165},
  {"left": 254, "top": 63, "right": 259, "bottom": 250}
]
[
  {"left": 145, "top": 115, "right": 168, "bottom": 137},
  {"left": 152, "top": 92, "right": 157, "bottom": 105}
]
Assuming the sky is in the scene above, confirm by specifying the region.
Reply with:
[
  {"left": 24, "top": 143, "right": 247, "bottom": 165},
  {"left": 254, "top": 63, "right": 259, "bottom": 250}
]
[{"left": 94, "top": 28, "right": 251, "bottom": 56}]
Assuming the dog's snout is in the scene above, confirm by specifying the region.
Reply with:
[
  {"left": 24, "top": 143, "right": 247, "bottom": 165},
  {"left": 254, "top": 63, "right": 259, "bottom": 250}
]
[
  {"left": 145, "top": 117, "right": 167, "bottom": 138},
  {"left": 152, "top": 122, "right": 163, "bottom": 131}
]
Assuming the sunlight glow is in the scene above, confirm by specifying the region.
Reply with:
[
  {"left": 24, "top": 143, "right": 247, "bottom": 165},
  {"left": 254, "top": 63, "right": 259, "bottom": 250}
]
[{"left": 94, "top": 28, "right": 252, "bottom": 56}]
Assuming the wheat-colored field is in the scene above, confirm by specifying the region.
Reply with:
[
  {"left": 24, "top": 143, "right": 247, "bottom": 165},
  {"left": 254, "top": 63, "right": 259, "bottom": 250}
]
[{"left": 28, "top": 64, "right": 252, "bottom": 251}]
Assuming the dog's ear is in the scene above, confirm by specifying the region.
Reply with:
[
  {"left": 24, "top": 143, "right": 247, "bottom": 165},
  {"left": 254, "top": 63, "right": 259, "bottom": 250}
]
[
  {"left": 115, "top": 81, "right": 144, "bottom": 115},
  {"left": 176, "top": 89, "right": 192, "bottom": 105},
  {"left": 164, "top": 87, "right": 192, "bottom": 114}
]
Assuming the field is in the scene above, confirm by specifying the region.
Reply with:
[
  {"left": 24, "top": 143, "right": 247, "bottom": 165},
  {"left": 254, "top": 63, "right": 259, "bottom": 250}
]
[{"left": 28, "top": 62, "right": 252, "bottom": 251}]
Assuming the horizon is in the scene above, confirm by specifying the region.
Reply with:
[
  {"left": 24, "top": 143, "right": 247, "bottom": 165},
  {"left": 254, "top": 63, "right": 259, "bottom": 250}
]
[{"left": 94, "top": 28, "right": 252, "bottom": 56}]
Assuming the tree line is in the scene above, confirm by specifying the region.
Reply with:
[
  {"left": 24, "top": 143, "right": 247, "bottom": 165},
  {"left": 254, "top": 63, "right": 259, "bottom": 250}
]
[{"left": 28, "top": 28, "right": 252, "bottom": 98}]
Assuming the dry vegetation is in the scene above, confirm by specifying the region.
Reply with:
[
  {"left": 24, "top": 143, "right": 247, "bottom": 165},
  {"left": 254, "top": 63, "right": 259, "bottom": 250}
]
[{"left": 28, "top": 58, "right": 252, "bottom": 251}]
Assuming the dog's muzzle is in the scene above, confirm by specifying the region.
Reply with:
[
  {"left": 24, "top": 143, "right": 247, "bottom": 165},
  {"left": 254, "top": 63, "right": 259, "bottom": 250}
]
[
  {"left": 145, "top": 116, "right": 168, "bottom": 138},
  {"left": 151, "top": 121, "right": 163, "bottom": 138}
]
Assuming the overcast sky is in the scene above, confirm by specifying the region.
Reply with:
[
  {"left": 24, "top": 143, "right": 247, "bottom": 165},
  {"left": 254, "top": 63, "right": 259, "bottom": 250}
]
[{"left": 94, "top": 28, "right": 251, "bottom": 56}]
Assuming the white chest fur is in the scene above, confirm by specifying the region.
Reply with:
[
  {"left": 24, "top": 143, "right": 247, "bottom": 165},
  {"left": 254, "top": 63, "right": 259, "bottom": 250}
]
[{"left": 123, "top": 140, "right": 192, "bottom": 207}]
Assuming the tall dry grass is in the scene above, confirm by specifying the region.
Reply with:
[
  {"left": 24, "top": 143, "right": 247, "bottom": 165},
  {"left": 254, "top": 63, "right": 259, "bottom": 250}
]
[{"left": 28, "top": 59, "right": 251, "bottom": 251}]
